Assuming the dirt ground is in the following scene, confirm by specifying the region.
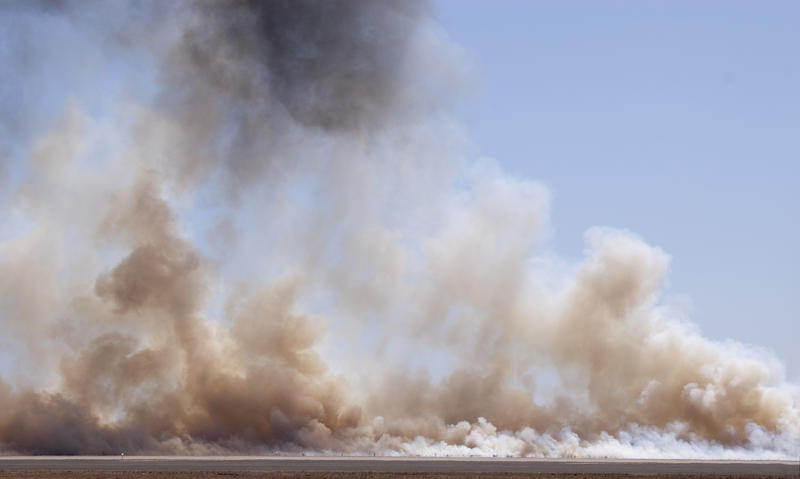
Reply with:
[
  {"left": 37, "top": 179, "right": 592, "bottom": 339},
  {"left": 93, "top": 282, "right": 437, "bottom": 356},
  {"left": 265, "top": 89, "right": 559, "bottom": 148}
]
[{"left": 0, "top": 472, "right": 789, "bottom": 479}]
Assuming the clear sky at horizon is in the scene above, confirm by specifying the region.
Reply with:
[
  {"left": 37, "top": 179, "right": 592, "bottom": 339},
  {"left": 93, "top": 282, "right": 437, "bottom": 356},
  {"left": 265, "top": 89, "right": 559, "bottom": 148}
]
[{"left": 434, "top": 0, "right": 799, "bottom": 380}]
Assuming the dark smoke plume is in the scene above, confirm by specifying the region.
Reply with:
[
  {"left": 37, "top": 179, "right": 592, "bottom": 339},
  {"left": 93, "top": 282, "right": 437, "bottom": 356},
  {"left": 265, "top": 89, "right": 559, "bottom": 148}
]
[
  {"left": 184, "top": 0, "right": 429, "bottom": 131},
  {"left": 156, "top": 0, "right": 446, "bottom": 190}
]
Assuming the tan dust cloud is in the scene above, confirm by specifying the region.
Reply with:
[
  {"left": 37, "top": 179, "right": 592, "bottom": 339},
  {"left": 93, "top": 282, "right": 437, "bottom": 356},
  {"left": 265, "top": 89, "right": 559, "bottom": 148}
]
[{"left": 0, "top": 0, "right": 796, "bottom": 458}]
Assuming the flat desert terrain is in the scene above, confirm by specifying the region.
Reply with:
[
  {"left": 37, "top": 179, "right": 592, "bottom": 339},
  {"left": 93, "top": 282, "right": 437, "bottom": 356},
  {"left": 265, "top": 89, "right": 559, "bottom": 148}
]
[{"left": 0, "top": 457, "right": 797, "bottom": 478}]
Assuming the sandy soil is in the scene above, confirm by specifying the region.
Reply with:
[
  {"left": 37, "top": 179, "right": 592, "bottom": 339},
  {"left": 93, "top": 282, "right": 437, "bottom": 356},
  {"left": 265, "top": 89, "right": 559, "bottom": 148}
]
[{"left": 0, "top": 473, "right": 792, "bottom": 479}]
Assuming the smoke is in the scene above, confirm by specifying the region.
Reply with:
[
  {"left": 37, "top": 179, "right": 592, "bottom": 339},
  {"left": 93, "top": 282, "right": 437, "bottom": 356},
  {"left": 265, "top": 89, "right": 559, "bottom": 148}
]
[{"left": 0, "top": 1, "right": 797, "bottom": 458}]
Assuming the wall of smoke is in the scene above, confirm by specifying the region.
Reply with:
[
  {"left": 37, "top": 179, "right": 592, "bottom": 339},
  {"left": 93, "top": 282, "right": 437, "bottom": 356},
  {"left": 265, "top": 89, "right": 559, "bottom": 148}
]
[{"left": 0, "top": 0, "right": 797, "bottom": 457}]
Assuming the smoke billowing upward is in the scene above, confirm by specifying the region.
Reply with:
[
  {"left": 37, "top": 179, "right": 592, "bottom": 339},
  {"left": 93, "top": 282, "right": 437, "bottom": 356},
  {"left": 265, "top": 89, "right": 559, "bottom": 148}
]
[
  {"left": 183, "top": 0, "right": 429, "bottom": 131},
  {"left": 0, "top": 1, "right": 797, "bottom": 458}
]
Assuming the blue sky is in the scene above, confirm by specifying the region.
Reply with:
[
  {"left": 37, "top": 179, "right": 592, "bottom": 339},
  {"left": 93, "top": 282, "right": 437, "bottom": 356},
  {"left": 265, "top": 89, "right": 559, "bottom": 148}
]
[{"left": 435, "top": 0, "right": 799, "bottom": 380}]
